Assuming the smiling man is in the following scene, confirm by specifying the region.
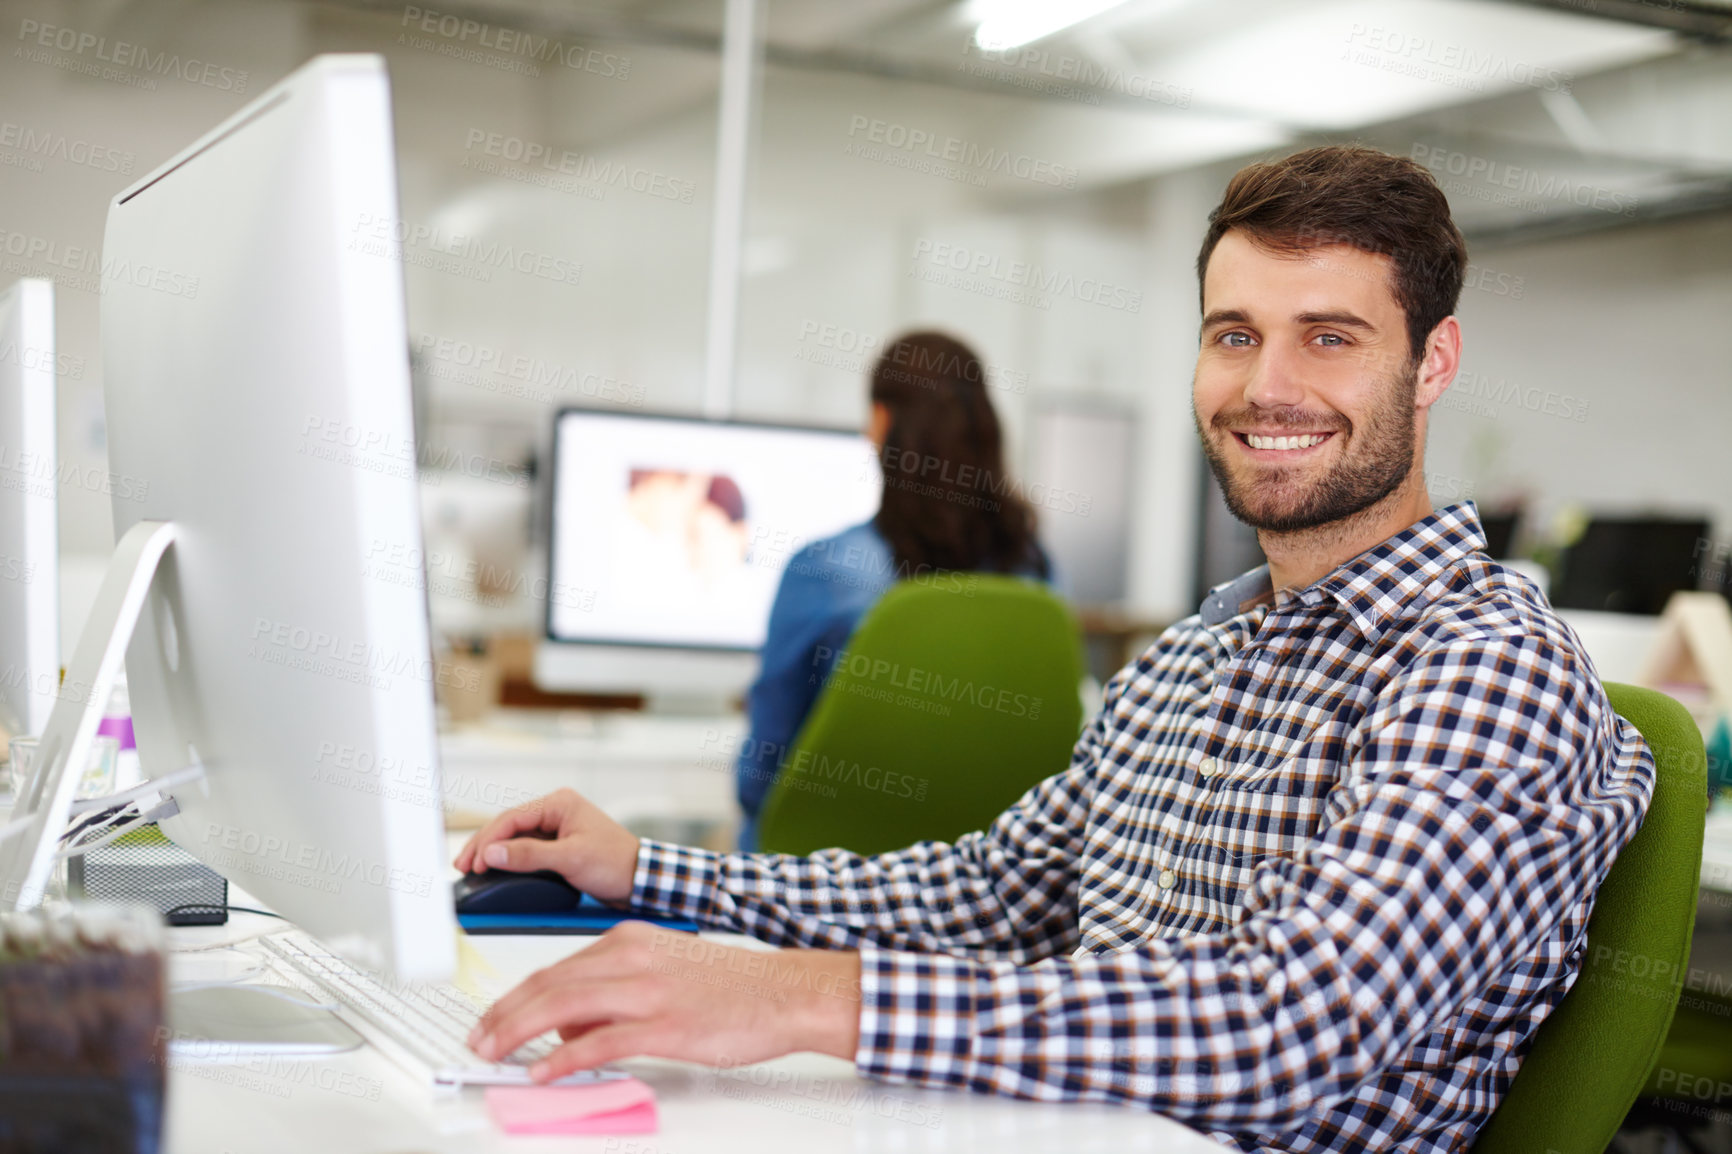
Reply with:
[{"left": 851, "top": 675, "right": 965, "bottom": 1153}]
[{"left": 457, "top": 146, "right": 1654, "bottom": 1153}]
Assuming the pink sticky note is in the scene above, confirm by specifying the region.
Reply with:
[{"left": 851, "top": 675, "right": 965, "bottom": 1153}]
[{"left": 486, "top": 1078, "right": 658, "bottom": 1135}]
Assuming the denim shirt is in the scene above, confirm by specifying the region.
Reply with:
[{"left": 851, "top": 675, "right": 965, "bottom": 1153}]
[{"left": 735, "top": 520, "right": 1049, "bottom": 850}]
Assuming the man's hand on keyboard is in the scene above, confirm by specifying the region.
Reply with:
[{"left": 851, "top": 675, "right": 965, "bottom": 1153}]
[
  {"left": 467, "top": 921, "right": 863, "bottom": 1080},
  {"left": 454, "top": 788, "right": 641, "bottom": 903}
]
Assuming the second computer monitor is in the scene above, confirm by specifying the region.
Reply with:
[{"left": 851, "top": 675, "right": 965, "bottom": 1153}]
[
  {"left": 0, "top": 278, "right": 59, "bottom": 740},
  {"left": 536, "top": 410, "right": 881, "bottom": 699}
]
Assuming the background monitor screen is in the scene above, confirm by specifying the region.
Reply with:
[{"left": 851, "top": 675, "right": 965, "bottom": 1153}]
[
  {"left": 547, "top": 411, "right": 882, "bottom": 651},
  {"left": 1551, "top": 516, "right": 1713, "bottom": 615}
]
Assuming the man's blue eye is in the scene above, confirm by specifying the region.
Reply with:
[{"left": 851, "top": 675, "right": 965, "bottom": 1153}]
[
  {"left": 1316, "top": 334, "right": 1345, "bottom": 346},
  {"left": 1222, "top": 333, "right": 1252, "bottom": 347}
]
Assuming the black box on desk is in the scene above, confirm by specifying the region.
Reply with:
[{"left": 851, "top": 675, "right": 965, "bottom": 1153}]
[{"left": 67, "top": 823, "right": 228, "bottom": 925}]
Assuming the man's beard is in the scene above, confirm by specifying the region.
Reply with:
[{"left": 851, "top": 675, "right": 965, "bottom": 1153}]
[{"left": 1197, "top": 361, "right": 1418, "bottom": 534}]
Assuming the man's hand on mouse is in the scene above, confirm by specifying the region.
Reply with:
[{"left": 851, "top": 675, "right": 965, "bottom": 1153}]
[
  {"left": 467, "top": 920, "right": 862, "bottom": 1079},
  {"left": 454, "top": 788, "right": 641, "bottom": 903}
]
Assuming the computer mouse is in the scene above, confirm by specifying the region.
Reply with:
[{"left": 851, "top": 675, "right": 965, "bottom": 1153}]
[{"left": 453, "top": 869, "right": 587, "bottom": 915}]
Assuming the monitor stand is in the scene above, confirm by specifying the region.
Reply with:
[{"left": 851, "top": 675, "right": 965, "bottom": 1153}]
[
  {"left": 0, "top": 520, "right": 179, "bottom": 911},
  {"left": 0, "top": 518, "right": 368, "bottom": 1055},
  {"left": 168, "top": 985, "right": 363, "bottom": 1057}
]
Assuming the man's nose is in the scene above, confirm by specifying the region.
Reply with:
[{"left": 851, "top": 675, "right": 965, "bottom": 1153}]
[{"left": 1243, "top": 344, "right": 1306, "bottom": 409}]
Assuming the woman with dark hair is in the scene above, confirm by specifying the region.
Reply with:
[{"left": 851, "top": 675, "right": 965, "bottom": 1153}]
[{"left": 734, "top": 330, "right": 1051, "bottom": 851}]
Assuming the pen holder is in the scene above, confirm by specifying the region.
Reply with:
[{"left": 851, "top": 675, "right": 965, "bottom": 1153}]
[{"left": 0, "top": 903, "right": 166, "bottom": 1154}]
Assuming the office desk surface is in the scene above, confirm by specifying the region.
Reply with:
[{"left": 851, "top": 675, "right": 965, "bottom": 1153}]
[{"left": 163, "top": 929, "right": 1220, "bottom": 1154}]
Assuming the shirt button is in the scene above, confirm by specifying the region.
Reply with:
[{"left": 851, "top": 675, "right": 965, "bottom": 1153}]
[
  {"left": 1158, "top": 869, "right": 1177, "bottom": 890},
  {"left": 1198, "top": 756, "right": 1219, "bottom": 778}
]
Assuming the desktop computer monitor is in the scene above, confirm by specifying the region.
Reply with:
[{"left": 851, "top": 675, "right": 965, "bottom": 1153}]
[
  {"left": 534, "top": 410, "right": 881, "bottom": 703},
  {"left": 1551, "top": 516, "right": 1712, "bottom": 616},
  {"left": 0, "top": 279, "right": 59, "bottom": 739},
  {"left": 99, "top": 56, "right": 453, "bottom": 980}
]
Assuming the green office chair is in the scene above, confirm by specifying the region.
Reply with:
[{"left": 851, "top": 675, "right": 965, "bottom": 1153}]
[
  {"left": 756, "top": 575, "right": 1084, "bottom": 857},
  {"left": 1471, "top": 682, "right": 1708, "bottom": 1154}
]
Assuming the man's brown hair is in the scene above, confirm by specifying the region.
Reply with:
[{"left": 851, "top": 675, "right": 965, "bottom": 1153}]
[{"left": 1196, "top": 145, "right": 1467, "bottom": 362}]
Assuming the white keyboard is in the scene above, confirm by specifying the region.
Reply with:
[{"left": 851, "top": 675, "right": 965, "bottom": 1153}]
[{"left": 259, "top": 928, "right": 627, "bottom": 1090}]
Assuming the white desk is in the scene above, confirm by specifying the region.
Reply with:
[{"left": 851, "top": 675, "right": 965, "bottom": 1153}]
[{"left": 162, "top": 926, "right": 1221, "bottom": 1154}]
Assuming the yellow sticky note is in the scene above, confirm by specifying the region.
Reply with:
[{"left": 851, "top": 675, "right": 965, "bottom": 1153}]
[{"left": 453, "top": 927, "right": 498, "bottom": 1001}]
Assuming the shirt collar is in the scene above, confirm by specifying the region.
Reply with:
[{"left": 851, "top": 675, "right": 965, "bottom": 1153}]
[
  {"left": 1200, "top": 565, "right": 1275, "bottom": 627},
  {"left": 1198, "top": 502, "right": 1489, "bottom": 641}
]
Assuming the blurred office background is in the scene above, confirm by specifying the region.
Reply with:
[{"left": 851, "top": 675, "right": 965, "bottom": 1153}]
[
  {"left": 8, "top": 7, "right": 1732, "bottom": 1144},
  {"left": 6, "top": 0, "right": 1730, "bottom": 667}
]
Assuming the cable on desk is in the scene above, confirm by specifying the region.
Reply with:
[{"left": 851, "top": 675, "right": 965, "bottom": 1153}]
[
  {"left": 168, "top": 920, "right": 292, "bottom": 953},
  {"left": 165, "top": 903, "right": 285, "bottom": 921}
]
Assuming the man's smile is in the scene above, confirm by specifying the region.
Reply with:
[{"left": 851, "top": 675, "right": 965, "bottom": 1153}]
[{"left": 1230, "top": 430, "right": 1337, "bottom": 456}]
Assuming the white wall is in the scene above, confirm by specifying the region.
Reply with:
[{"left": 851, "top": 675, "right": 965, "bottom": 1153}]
[
  {"left": 1427, "top": 209, "right": 1732, "bottom": 552},
  {"left": 3, "top": 0, "right": 1728, "bottom": 642}
]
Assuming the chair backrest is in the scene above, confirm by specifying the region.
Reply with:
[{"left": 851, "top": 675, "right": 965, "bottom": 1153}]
[
  {"left": 1471, "top": 682, "right": 1707, "bottom": 1154},
  {"left": 757, "top": 575, "right": 1084, "bottom": 857}
]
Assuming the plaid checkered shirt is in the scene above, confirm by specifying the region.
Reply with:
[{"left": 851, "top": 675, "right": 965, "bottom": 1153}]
[{"left": 629, "top": 502, "right": 1655, "bottom": 1153}]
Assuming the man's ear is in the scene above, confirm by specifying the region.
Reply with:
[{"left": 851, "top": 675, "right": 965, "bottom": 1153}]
[{"left": 1414, "top": 316, "right": 1461, "bottom": 411}]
